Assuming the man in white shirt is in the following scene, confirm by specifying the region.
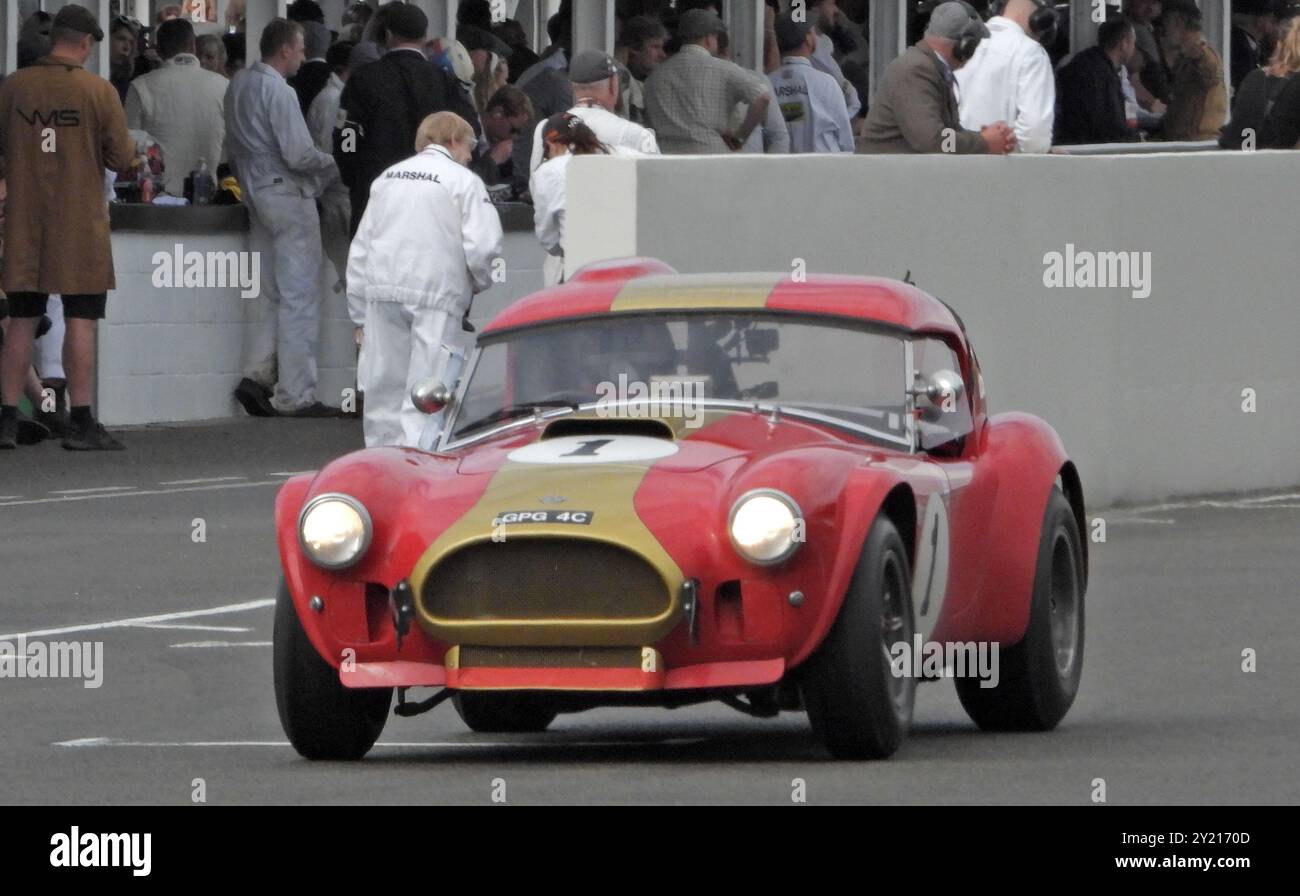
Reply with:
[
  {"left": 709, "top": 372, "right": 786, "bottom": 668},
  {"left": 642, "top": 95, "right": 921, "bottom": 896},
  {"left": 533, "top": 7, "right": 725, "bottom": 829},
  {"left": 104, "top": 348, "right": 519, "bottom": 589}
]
[
  {"left": 527, "top": 49, "right": 659, "bottom": 175},
  {"left": 347, "top": 112, "right": 503, "bottom": 448},
  {"left": 125, "top": 18, "right": 228, "bottom": 195},
  {"left": 768, "top": 14, "right": 854, "bottom": 153},
  {"left": 955, "top": 0, "right": 1057, "bottom": 153}
]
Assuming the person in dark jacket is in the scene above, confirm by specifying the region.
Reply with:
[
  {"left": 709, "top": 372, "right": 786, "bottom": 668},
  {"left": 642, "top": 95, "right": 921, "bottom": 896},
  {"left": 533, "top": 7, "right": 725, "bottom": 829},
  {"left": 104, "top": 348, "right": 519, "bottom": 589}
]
[
  {"left": 1055, "top": 18, "right": 1140, "bottom": 144},
  {"left": 333, "top": 3, "right": 479, "bottom": 234},
  {"left": 1222, "top": 15, "right": 1300, "bottom": 147},
  {"left": 289, "top": 21, "right": 332, "bottom": 115},
  {"left": 1230, "top": 0, "right": 1281, "bottom": 92}
]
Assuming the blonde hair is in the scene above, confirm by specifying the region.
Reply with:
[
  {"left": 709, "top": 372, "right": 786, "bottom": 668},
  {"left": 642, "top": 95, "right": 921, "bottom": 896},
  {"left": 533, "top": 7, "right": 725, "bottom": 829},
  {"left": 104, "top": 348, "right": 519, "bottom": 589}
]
[
  {"left": 415, "top": 112, "right": 476, "bottom": 153},
  {"left": 1267, "top": 17, "right": 1300, "bottom": 76}
]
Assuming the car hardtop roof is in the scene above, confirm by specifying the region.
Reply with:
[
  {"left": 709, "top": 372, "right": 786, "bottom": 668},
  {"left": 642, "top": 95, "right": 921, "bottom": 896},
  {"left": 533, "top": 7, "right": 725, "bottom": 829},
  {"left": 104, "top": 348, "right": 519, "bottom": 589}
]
[{"left": 481, "top": 257, "right": 966, "bottom": 342}]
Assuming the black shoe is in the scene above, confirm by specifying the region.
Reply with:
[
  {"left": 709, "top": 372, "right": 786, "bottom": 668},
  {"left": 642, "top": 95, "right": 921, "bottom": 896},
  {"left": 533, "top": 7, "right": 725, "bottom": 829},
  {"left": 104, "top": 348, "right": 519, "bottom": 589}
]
[
  {"left": 0, "top": 415, "right": 17, "bottom": 450},
  {"left": 33, "top": 408, "right": 71, "bottom": 438},
  {"left": 17, "top": 418, "right": 51, "bottom": 445},
  {"left": 279, "top": 402, "right": 342, "bottom": 418},
  {"left": 62, "top": 420, "right": 125, "bottom": 451},
  {"left": 234, "top": 378, "right": 277, "bottom": 417}
]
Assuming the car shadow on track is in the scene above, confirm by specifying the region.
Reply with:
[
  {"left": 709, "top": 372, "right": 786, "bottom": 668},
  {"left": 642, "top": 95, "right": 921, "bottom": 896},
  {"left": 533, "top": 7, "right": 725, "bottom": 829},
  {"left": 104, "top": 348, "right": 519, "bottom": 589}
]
[{"left": 344, "top": 719, "right": 1004, "bottom": 766}]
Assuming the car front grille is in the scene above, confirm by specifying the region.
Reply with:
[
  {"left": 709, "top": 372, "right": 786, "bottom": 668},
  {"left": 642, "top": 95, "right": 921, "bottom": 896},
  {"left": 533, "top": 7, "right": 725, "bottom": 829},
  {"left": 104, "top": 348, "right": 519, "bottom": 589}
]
[{"left": 421, "top": 539, "right": 671, "bottom": 623}]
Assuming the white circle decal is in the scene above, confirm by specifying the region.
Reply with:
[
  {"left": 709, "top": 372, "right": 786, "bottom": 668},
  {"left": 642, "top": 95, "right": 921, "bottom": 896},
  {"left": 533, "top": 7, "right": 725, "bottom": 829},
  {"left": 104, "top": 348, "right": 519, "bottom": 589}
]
[
  {"left": 508, "top": 435, "right": 679, "bottom": 465},
  {"left": 911, "top": 492, "right": 950, "bottom": 640}
]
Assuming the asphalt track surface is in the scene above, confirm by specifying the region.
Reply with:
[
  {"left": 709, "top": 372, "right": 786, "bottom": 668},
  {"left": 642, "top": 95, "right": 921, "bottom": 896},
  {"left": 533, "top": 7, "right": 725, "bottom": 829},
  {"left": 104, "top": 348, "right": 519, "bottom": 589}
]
[{"left": 1, "top": 419, "right": 1296, "bottom": 805}]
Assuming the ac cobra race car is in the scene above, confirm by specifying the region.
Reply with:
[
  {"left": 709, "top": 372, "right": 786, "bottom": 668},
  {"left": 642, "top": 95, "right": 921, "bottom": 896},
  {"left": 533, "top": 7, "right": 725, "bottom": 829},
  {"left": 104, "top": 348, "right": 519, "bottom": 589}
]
[{"left": 273, "top": 259, "right": 1087, "bottom": 760}]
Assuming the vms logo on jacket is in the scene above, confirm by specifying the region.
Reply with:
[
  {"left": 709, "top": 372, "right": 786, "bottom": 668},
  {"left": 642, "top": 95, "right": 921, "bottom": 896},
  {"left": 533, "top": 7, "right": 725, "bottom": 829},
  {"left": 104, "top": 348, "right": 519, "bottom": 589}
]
[
  {"left": 385, "top": 170, "right": 441, "bottom": 183},
  {"left": 17, "top": 108, "right": 80, "bottom": 127}
]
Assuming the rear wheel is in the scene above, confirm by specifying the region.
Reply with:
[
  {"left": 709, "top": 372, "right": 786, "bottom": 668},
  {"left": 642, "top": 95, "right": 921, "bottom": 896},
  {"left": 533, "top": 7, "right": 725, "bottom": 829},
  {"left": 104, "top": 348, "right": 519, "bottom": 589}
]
[
  {"left": 273, "top": 579, "right": 391, "bottom": 759},
  {"left": 801, "top": 516, "right": 916, "bottom": 760},
  {"left": 453, "top": 691, "right": 558, "bottom": 733},
  {"left": 956, "top": 487, "right": 1085, "bottom": 730}
]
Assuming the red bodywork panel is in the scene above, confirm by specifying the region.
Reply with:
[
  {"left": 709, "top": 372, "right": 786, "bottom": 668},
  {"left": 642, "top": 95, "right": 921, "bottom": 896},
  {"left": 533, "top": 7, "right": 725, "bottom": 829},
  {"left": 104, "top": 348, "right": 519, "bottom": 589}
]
[{"left": 276, "top": 260, "right": 1079, "bottom": 693}]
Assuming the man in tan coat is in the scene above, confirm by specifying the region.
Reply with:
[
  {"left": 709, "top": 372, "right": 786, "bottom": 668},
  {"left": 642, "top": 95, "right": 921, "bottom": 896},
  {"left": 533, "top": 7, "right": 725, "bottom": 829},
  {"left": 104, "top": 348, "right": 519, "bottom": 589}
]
[
  {"left": 1157, "top": 0, "right": 1228, "bottom": 141},
  {"left": 0, "top": 5, "right": 135, "bottom": 450},
  {"left": 858, "top": 1, "right": 1015, "bottom": 154}
]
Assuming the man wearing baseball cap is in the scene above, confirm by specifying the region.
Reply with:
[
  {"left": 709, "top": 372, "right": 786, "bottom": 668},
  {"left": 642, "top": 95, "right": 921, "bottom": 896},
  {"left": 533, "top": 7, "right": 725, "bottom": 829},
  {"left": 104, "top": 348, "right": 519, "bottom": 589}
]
[
  {"left": 644, "top": 8, "right": 775, "bottom": 153},
  {"left": 0, "top": 4, "right": 136, "bottom": 450},
  {"left": 527, "top": 49, "right": 659, "bottom": 174},
  {"left": 859, "top": 1, "right": 1016, "bottom": 154}
]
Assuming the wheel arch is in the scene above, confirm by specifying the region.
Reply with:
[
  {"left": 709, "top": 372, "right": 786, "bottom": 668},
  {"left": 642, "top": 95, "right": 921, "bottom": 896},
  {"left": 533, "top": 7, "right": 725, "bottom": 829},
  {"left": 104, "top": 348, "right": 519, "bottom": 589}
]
[
  {"left": 1057, "top": 460, "right": 1088, "bottom": 588},
  {"left": 878, "top": 483, "right": 918, "bottom": 570}
]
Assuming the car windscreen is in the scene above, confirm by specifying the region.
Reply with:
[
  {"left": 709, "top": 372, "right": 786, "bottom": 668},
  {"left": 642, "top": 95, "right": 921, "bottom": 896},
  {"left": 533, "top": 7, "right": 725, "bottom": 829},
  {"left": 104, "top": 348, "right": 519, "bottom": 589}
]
[{"left": 449, "top": 313, "right": 909, "bottom": 445}]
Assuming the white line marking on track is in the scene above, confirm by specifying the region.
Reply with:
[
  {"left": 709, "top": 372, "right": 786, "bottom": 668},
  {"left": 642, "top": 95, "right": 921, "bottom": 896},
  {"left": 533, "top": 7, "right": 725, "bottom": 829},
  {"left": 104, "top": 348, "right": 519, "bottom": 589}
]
[
  {"left": 0, "top": 479, "right": 283, "bottom": 508},
  {"left": 126, "top": 623, "right": 252, "bottom": 633},
  {"left": 1109, "top": 517, "right": 1176, "bottom": 525},
  {"left": 0, "top": 598, "right": 274, "bottom": 641},
  {"left": 53, "top": 738, "right": 708, "bottom": 749},
  {"left": 0, "top": 495, "right": 22, "bottom": 500},
  {"left": 158, "top": 476, "right": 248, "bottom": 486},
  {"left": 270, "top": 470, "right": 316, "bottom": 478},
  {"left": 50, "top": 485, "right": 137, "bottom": 495},
  {"left": 1112, "top": 491, "right": 1300, "bottom": 514},
  {"left": 169, "top": 640, "right": 271, "bottom": 648}
]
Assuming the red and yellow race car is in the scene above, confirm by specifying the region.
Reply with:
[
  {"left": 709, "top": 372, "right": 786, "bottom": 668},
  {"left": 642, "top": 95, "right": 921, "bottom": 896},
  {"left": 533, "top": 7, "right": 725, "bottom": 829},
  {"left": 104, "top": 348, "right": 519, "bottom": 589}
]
[{"left": 273, "top": 258, "right": 1087, "bottom": 760}]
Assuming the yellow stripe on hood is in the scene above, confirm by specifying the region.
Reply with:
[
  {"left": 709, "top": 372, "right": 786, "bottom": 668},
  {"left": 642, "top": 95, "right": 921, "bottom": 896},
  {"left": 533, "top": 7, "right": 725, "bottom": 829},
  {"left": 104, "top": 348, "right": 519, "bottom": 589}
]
[
  {"left": 409, "top": 458, "right": 685, "bottom": 647},
  {"left": 611, "top": 272, "right": 787, "bottom": 312}
]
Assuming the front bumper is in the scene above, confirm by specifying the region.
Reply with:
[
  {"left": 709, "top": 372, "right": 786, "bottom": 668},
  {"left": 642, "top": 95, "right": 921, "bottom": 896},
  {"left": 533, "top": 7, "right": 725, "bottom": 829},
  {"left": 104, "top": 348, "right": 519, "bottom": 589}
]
[{"left": 340, "top": 651, "right": 785, "bottom": 692}]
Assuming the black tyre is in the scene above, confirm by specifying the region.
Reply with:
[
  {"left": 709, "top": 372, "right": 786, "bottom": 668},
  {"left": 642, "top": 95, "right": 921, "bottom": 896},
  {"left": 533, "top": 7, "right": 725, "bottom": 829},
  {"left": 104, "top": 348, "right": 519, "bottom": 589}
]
[
  {"left": 956, "top": 487, "right": 1085, "bottom": 731},
  {"left": 273, "top": 579, "right": 392, "bottom": 759},
  {"left": 453, "top": 691, "right": 558, "bottom": 733},
  {"left": 801, "top": 516, "right": 916, "bottom": 760}
]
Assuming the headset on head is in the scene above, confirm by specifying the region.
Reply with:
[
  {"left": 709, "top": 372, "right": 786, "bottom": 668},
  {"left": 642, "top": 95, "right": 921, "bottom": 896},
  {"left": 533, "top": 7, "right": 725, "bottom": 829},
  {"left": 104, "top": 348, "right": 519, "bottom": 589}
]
[
  {"left": 991, "top": 0, "right": 1059, "bottom": 46},
  {"left": 953, "top": 1, "right": 987, "bottom": 62}
]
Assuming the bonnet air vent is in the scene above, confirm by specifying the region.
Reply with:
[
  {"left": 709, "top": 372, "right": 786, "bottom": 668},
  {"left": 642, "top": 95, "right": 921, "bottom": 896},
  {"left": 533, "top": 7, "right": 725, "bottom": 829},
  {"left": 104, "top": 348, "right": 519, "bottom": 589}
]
[{"left": 540, "top": 418, "right": 676, "bottom": 441}]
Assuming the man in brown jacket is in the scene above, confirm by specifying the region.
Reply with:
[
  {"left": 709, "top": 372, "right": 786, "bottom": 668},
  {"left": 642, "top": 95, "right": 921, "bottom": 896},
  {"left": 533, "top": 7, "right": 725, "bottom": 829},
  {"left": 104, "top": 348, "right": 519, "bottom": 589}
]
[
  {"left": 1157, "top": 0, "right": 1228, "bottom": 141},
  {"left": 858, "top": 1, "right": 1016, "bottom": 154},
  {"left": 0, "top": 5, "right": 135, "bottom": 451}
]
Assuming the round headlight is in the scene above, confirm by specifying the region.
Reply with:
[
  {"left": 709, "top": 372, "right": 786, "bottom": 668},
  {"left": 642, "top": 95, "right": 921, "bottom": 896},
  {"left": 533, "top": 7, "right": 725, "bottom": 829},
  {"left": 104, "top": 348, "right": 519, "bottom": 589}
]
[
  {"left": 298, "top": 494, "right": 372, "bottom": 570},
  {"left": 729, "top": 489, "right": 803, "bottom": 565}
]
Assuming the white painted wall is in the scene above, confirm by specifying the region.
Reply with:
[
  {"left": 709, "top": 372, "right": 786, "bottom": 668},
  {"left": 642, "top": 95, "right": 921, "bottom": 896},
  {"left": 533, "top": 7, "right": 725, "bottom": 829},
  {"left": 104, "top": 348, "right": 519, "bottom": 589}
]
[
  {"left": 565, "top": 152, "right": 1300, "bottom": 506},
  {"left": 101, "top": 224, "right": 546, "bottom": 425}
]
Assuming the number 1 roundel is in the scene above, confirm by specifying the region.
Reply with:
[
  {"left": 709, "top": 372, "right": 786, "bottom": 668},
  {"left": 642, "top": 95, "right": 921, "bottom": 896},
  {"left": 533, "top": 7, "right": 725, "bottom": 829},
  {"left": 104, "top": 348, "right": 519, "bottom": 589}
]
[
  {"left": 911, "top": 492, "right": 950, "bottom": 639},
  {"left": 508, "top": 435, "right": 680, "bottom": 465}
]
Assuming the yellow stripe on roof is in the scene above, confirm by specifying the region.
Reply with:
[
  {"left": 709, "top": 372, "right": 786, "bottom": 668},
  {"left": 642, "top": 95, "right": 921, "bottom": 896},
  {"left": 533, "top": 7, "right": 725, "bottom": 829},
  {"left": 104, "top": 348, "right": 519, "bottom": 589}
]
[{"left": 610, "top": 272, "right": 787, "bottom": 312}]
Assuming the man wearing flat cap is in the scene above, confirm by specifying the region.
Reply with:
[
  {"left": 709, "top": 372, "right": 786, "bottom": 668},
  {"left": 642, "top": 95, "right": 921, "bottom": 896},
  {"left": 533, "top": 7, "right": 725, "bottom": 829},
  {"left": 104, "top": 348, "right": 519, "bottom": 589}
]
[
  {"left": 859, "top": 1, "right": 1016, "bottom": 154},
  {"left": 527, "top": 49, "right": 659, "bottom": 174},
  {"left": 0, "top": 4, "right": 136, "bottom": 450},
  {"left": 644, "top": 8, "right": 775, "bottom": 153}
]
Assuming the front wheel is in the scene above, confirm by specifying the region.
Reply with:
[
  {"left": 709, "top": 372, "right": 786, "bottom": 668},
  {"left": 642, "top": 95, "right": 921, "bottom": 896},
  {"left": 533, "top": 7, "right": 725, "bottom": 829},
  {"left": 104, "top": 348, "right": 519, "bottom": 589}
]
[
  {"left": 453, "top": 691, "right": 558, "bottom": 733},
  {"left": 956, "top": 487, "right": 1085, "bottom": 731},
  {"left": 801, "top": 515, "right": 916, "bottom": 760},
  {"left": 273, "top": 579, "right": 392, "bottom": 759}
]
